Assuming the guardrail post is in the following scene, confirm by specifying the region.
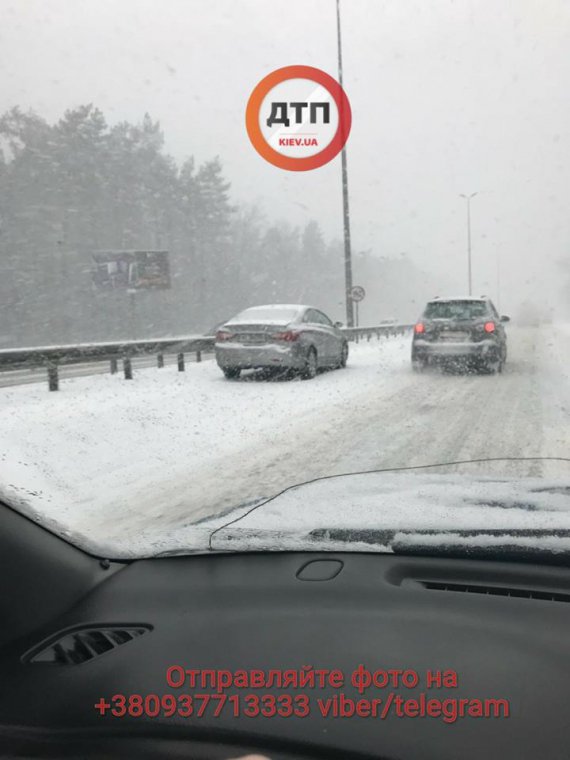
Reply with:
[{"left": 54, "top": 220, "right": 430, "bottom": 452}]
[
  {"left": 177, "top": 353, "right": 185, "bottom": 372},
  {"left": 123, "top": 357, "right": 133, "bottom": 380},
  {"left": 196, "top": 350, "right": 201, "bottom": 363},
  {"left": 47, "top": 363, "right": 59, "bottom": 392},
  {"left": 110, "top": 358, "right": 118, "bottom": 374},
  {"left": 157, "top": 353, "right": 164, "bottom": 368}
]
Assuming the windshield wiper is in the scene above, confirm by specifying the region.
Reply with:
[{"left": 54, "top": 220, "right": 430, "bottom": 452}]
[{"left": 308, "top": 528, "right": 570, "bottom": 566}]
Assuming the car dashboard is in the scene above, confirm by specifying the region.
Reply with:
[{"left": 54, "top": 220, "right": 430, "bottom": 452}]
[{"left": 1, "top": 499, "right": 570, "bottom": 760}]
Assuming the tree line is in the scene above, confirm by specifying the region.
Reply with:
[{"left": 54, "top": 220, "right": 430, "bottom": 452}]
[{"left": 0, "top": 104, "right": 434, "bottom": 347}]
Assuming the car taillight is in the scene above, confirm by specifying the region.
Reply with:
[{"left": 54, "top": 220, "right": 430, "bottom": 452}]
[
  {"left": 215, "top": 330, "right": 233, "bottom": 341},
  {"left": 484, "top": 322, "right": 495, "bottom": 333},
  {"left": 272, "top": 330, "right": 301, "bottom": 342},
  {"left": 414, "top": 323, "right": 425, "bottom": 334}
]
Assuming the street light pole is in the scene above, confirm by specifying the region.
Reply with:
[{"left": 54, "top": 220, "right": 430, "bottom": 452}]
[
  {"left": 459, "top": 192, "right": 477, "bottom": 296},
  {"left": 336, "top": 0, "right": 354, "bottom": 327}
]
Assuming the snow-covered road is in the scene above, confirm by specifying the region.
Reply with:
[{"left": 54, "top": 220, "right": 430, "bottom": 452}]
[{"left": 0, "top": 325, "right": 568, "bottom": 556}]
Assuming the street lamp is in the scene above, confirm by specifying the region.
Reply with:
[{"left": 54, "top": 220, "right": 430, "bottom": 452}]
[
  {"left": 459, "top": 192, "right": 477, "bottom": 296},
  {"left": 336, "top": 0, "right": 354, "bottom": 327}
]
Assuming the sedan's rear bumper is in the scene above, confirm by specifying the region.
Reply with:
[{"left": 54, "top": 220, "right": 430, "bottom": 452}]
[
  {"left": 215, "top": 343, "right": 305, "bottom": 370},
  {"left": 413, "top": 339, "right": 500, "bottom": 360}
]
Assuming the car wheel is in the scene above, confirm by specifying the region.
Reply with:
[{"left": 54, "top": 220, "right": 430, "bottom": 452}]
[
  {"left": 338, "top": 342, "right": 349, "bottom": 369},
  {"left": 411, "top": 357, "right": 427, "bottom": 373},
  {"left": 222, "top": 367, "right": 240, "bottom": 379},
  {"left": 301, "top": 348, "right": 318, "bottom": 380},
  {"left": 478, "top": 359, "right": 499, "bottom": 375},
  {"left": 498, "top": 345, "right": 507, "bottom": 373}
]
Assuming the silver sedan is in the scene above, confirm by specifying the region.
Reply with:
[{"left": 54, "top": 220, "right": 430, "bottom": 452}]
[{"left": 215, "top": 304, "right": 349, "bottom": 379}]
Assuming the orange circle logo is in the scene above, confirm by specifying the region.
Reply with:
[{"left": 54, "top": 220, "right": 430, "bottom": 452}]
[{"left": 245, "top": 65, "right": 352, "bottom": 172}]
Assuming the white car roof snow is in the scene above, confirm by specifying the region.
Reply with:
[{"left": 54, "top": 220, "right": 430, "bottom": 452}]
[
  {"left": 243, "top": 304, "right": 310, "bottom": 311},
  {"left": 428, "top": 296, "right": 489, "bottom": 303},
  {"left": 225, "top": 304, "right": 311, "bottom": 326}
]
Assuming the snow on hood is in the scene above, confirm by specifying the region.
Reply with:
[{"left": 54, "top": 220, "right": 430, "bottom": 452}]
[
  {"left": 141, "top": 472, "right": 570, "bottom": 559},
  {"left": 14, "top": 470, "right": 570, "bottom": 560}
]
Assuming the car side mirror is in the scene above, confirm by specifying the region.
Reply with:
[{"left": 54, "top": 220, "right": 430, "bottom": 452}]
[
  {"left": 500, "top": 315, "right": 510, "bottom": 323},
  {"left": 334, "top": 321, "right": 344, "bottom": 328}
]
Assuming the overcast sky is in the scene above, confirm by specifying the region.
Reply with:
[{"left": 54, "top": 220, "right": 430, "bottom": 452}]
[{"left": 1, "top": 0, "right": 569, "bottom": 317}]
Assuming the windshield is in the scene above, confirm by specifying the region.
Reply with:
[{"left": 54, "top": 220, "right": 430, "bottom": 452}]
[
  {"left": 424, "top": 301, "right": 489, "bottom": 320},
  {"left": 0, "top": 0, "right": 569, "bottom": 562}
]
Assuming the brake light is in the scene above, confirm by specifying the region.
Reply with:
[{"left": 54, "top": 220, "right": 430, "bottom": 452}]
[
  {"left": 272, "top": 330, "right": 301, "bottom": 342},
  {"left": 484, "top": 322, "right": 495, "bottom": 333},
  {"left": 215, "top": 330, "right": 234, "bottom": 341},
  {"left": 414, "top": 323, "right": 425, "bottom": 334}
]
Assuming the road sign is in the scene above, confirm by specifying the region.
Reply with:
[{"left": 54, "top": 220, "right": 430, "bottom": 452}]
[{"left": 350, "top": 285, "right": 366, "bottom": 302}]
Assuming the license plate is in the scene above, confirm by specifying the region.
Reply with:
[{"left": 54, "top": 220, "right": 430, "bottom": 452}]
[
  {"left": 240, "top": 335, "right": 266, "bottom": 345},
  {"left": 440, "top": 331, "right": 469, "bottom": 341}
]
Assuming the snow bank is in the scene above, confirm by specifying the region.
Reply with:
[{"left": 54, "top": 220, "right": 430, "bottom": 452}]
[{"left": 0, "top": 337, "right": 409, "bottom": 556}]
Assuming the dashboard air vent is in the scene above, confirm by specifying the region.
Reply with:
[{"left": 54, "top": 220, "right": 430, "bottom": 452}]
[
  {"left": 422, "top": 581, "right": 570, "bottom": 603},
  {"left": 24, "top": 625, "right": 151, "bottom": 665}
]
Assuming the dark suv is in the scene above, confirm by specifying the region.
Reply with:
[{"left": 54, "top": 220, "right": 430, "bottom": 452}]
[{"left": 411, "top": 297, "right": 510, "bottom": 374}]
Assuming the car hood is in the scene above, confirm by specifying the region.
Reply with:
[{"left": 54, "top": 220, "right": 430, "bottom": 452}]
[{"left": 193, "top": 471, "right": 570, "bottom": 559}]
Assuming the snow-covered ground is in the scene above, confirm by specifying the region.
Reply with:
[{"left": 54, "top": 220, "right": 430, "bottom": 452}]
[{"left": 0, "top": 326, "right": 569, "bottom": 558}]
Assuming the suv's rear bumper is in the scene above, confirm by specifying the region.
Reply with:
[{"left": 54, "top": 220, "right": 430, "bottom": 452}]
[{"left": 412, "top": 338, "right": 500, "bottom": 360}]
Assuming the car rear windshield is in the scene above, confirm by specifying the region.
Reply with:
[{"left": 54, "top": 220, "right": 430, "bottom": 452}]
[
  {"left": 227, "top": 308, "right": 301, "bottom": 324},
  {"left": 424, "top": 301, "right": 489, "bottom": 320}
]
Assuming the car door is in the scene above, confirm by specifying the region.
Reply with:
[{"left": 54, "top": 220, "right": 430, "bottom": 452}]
[
  {"left": 302, "top": 309, "right": 330, "bottom": 365},
  {"left": 314, "top": 309, "right": 342, "bottom": 365}
]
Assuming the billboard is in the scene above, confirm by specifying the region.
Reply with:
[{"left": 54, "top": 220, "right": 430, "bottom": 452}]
[{"left": 91, "top": 250, "right": 170, "bottom": 290}]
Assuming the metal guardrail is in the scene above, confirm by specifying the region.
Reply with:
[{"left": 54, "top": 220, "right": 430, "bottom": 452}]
[
  {"left": 0, "top": 324, "right": 413, "bottom": 390},
  {"left": 0, "top": 336, "right": 214, "bottom": 391},
  {"left": 344, "top": 324, "right": 413, "bottom": 341}
]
